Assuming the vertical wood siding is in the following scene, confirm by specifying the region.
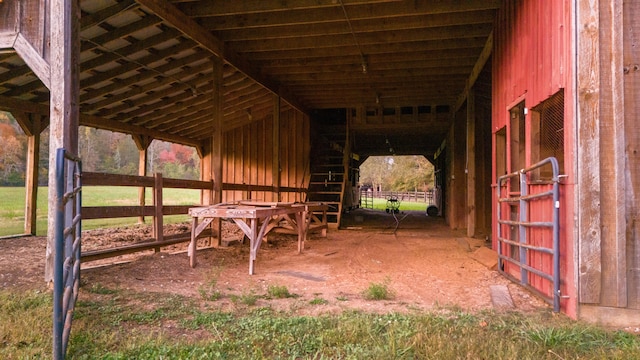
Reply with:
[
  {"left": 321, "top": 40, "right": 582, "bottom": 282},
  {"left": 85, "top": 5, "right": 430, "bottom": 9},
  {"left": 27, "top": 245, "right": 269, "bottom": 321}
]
[
  {"left": 492, "top": 0, "right": 576, "bottom": 316},
  {"left": 221, "top": 106, "right": 310, "bottom": 203},
  {"left": 624, "top": 0, "right": 640, "bottom": 309}
]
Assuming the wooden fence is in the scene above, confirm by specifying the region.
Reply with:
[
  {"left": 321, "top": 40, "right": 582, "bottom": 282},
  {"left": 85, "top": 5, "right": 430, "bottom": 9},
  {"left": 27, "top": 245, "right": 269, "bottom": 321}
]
[
  {"left": 360, "top": 189, "right": 434, "bottom": 209},
  {"left": 81, "top": 172, "right": 307, "bottom": 262}
]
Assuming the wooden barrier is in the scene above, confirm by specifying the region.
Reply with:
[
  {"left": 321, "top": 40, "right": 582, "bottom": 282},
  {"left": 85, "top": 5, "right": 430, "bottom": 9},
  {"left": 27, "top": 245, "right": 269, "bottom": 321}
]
[{"left": 80, "top": 171, "right": 308, "bottom": 262}]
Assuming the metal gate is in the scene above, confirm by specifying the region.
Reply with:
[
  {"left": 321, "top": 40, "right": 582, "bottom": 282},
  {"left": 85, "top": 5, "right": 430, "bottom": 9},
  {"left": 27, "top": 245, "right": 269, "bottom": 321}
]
[
  {"left": 496, "top": 157, "right": 561, "bottom": 312},
  {"left": 53, "top": 148, "right": 82, "bottom": 360}
]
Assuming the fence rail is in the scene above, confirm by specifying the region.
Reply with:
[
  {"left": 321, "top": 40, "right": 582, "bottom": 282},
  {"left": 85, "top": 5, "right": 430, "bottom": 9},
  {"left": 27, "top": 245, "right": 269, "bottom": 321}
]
[
  {"left": 80, "top": 172, "right": 307, "bottom": 262},
  {"left": 361, "top": 190, "right": 434, "bottom": 203}
]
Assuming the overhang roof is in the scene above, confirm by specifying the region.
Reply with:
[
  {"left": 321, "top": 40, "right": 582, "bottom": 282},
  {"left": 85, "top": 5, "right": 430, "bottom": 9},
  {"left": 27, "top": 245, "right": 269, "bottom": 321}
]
[{"left": 0, "top": 0, "right": 497, "bottom": 156}]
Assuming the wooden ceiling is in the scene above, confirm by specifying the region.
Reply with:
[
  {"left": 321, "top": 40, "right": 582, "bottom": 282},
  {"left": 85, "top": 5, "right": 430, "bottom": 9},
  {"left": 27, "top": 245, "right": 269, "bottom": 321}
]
[{"left": 0, "top": 0, "right": 497, "bottom": 154}]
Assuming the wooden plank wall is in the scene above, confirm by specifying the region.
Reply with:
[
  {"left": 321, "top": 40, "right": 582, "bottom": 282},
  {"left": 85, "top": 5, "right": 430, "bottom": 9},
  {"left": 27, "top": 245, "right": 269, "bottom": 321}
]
[
  {"left": 624, "top": 0, "right": 640, "bottom": 310},
  {"left": 492, "top": 0, "right": 576, "bottom": 316},
  {"left": 221, "top": 105, "right": 310, "bottom": 203}
]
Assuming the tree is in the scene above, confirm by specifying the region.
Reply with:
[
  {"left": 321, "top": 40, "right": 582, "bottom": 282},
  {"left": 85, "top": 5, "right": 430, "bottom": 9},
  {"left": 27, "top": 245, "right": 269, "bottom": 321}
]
[{"left": 359, "top": 155, "right": 433, "bottom": 192}]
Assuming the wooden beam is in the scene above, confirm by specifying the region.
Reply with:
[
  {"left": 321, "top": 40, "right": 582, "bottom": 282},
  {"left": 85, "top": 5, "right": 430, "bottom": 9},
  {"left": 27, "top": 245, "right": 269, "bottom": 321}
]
[
  {"left": 227, "top": 24, "right": 493, "bottom": 52},
  {"left": 13, "top": 34, "right": 49, "bottom": 89},
  {"left": 180, "top": 0, "right": 404, "bottom": 17},
  {"left": 187, "top": 1, "right": 500, "bottom": 26},
  {"left": 454, "top": 31, "right": 493, "bottom": 113},
  {"left": 576, "top": 0, "right": 602, "bottom": 304},
  {"left": 132, "top": 134, "right": 152, "bottom": 224},
  {"left": 24, "top": 113, "right": 41, "bottom": 235},
  {"left": 466, "top": 87, "right": 476, "bottom": 237},
  {"left": 45, "top": 0, "right": 81, "bottom": 283},
  {"left": 216, "top": 10, "right": 496, "bottom": 41},
  {"left": 135, "top": 0, "right": 308, "bottom": 114},
  {"left": 211, "top": 55, "right": 224, "bottom": 243},
  {"left": 598, "top": 0, "right": 627, "bottom": 307},
  {"left": 272, "top": 94, "right": 281, "bottom": 201}
]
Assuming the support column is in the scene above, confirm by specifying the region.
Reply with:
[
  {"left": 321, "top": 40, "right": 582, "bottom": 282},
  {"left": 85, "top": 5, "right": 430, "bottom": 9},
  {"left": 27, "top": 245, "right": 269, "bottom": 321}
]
[
  {"left": 24, "top": 114, "right": 42, "bottom": 235},
  {"left": 45, "top": 0, "right": 80, "bottom": 283},
  {"left": 14, "top": 112, "right": 45, "bottom": 236},
  {"left": 272, "top": 94, "right": 281, "bottom": 202},
  {"left": 132, "top": 135, "right": 152, "bottom": 224},
  {"left": 211, "top": 56, "right": 224, "bottom": 245},
  {"left": 466, "top": 88, "right": 476, "bottom": 237}
]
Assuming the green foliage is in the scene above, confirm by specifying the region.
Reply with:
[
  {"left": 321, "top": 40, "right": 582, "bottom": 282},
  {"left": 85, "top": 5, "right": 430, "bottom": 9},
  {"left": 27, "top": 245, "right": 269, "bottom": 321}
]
[
  {"left": 230, "top": 290, "right": 259, "bottom": 307},
  {"left": 360, "top": 155, "right": 434, "bottom": 192},
  {"left": 266, "top": 284, "right": 297, "bottom": 299},
  {"left": 309, "top": 297, "right": 329, "bottom": 305},
  {"left": 362, "top": 280, "right": 395, "bottom": 300}
]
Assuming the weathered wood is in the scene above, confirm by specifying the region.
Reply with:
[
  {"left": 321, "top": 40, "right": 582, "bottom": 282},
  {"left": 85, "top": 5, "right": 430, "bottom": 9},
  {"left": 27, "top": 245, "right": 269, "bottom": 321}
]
[
  {"left": 45, "top": 0, "right": 80, "bottom": 283},
  {"left": 82, "top": 172, "right": 155, "bottom": 187},
  {"left": 136, "top": 0, "right": 307, "bottom": 114},
  {"left": 454, "top": 32, "right": 493, "bottom": 113},
  {"left": 132, "top": 134, "right": 152, "bottom": 224},
  {"left": 466, "top": 87, "right": 476, "bottom": 237},
  {"left": 153, "top": 173, "right": 164, "bottom": 245},
  {"left": 211, "top": 55, "right": 224, "bottom": 243},
  {"left": 81, "top": 205, "right": 192, "bottom": 220},
  {"left": 576, "top": 0, "right": 602, "bottom": 304},
  {"left": 624, "top": 0, "right": 640, "bottom": 309},
  {"left": 598, "top": 0, "right": 627, "bottom": 308},
  {"left": 272, "top": 95, "right": 281, "bottom": 201},
  {"left": 24, "top": 113, "right": 41, "bottom": 235},
  {"left": 81, "top": 232, "right": 193, "bottom": 263},
  {"left": 190, "top": 0, "right": 500, "bottom": 27}
]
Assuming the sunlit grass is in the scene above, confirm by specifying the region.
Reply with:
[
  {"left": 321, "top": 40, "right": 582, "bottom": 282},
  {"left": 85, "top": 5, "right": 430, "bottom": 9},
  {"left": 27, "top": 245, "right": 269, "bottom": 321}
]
[
  {"left": 2, "top": 288, "right": 638, "bottom": 359},
  {"left": 0, "top": 186, "right": 201, "bottom": 237}
]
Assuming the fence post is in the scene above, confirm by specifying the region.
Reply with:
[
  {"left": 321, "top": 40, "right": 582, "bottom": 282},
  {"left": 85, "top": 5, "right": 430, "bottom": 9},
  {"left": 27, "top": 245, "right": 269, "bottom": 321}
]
[{"left": 153, "top": 173, "right": 164, "bottom": 249}]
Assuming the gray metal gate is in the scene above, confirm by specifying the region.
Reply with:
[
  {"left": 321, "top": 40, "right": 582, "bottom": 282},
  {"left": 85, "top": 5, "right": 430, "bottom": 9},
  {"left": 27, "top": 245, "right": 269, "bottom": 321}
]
[
  {"left": 496, "top": 157, "right": 561, "bottom": 312},
  {"left": 53, "top": 148, "right": 82, "bottom": 360}
]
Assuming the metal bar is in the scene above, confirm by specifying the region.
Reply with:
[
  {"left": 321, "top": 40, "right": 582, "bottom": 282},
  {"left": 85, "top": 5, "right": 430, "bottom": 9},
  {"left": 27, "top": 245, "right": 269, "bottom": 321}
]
[
  {"left": 496, "top": 238, "right": 555, "bottom": 254},
  {"left": 518, "top": 171, "right": 528, "bottom": 286},
  {"left": 495, "top": 157, "right": 561, "bottom": 312},
  {"left": 498, "top": 219, "right": 553, "bottom": 227}
]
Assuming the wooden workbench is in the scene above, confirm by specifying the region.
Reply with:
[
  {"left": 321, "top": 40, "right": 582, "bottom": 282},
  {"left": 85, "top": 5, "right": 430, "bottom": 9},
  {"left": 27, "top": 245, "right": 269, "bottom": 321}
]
[{"left": 188, "top": 201, "right": 328, "bottom": 275}]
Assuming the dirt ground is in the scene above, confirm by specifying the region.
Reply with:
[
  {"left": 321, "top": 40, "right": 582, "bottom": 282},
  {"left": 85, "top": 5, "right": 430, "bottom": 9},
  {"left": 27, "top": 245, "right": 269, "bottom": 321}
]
[{"left": 0, "top": 208, "right": 548, "bottom": 314}]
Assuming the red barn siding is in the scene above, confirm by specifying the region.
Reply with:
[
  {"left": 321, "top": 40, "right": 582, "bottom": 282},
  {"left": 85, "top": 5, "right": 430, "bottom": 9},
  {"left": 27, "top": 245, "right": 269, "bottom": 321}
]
[{"left": 492, "top": 0, "right": 577, "bottom": 317}]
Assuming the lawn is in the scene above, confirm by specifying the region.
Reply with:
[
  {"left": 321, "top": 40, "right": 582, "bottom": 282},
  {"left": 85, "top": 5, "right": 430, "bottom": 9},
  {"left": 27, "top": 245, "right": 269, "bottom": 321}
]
[
  {"left": 367, "top": 197, "right": 429, "bottom": 212},
  {"left": 1, "top": 287, "right": 639, "bottom": 359},
  {"left": 0, "top": 186, "right": 201, "bottom": 237}
]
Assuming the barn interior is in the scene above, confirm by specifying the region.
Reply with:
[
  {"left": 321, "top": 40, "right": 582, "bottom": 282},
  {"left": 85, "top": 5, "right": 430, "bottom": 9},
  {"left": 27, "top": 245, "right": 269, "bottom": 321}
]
[{"left": 0, "top": 1, "right": 496, "bottom": 261}]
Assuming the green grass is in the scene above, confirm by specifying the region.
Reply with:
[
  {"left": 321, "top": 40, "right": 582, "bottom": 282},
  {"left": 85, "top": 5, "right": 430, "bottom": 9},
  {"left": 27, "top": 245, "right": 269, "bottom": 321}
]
[
  {"left": 0, "top": 186, "right": 201, "bottom": 237},
  {"left": 2, "top": 288, "right": 639, "bottom": 359},
  {"left": 368, "top": 197, "right": 429, "bottom": 212},
  {"left": 362, "top": 280, "right": 395, "bottom": 300}
]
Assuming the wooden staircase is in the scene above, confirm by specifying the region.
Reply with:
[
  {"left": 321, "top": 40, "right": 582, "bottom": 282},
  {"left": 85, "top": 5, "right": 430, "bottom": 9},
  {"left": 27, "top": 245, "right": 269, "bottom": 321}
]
[{"left": 307, "top": 135, "right": 348, "bottom": 227}]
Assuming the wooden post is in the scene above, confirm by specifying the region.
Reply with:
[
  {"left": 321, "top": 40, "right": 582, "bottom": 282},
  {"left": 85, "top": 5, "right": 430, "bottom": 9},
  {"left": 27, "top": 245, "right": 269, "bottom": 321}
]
[
  {"left": 466, "top": 88, "right": 476, "bottom": 237},
  {"left": 45, "top": 0, "right": 80, "bottom": 283},
  {"left": 211, "top": 56, "right": 224, "bottom": 245},
  {"left": 153, "top": 172, "right": 163, "bottom": 247},
  {"left": 597, "top": 0, "right": 626, "bottom": 307},
  {"left": 272, "top": 94, "right": 281, "bottom": 202},
  {"left": 132, "top": 134, "right": 152, "bottom": 224},
  {"left": 24, "top": 113, "right": 41, "bottom": 235},
  {"left": 576, "top": 0, "right": 603, "bottom": 304}
]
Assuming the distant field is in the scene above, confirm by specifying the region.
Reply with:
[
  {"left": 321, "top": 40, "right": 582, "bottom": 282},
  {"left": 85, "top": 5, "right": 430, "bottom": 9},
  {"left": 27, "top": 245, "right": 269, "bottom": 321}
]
[
  {"left": 366, "top": 197, "right": 428, "bottom": 212},
  {"left": 0, "top": 186, "right": 200, "bottom": 237}
]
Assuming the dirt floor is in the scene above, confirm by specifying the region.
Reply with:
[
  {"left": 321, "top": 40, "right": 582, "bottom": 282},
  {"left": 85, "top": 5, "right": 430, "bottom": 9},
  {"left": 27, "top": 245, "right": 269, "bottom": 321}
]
[{"left": 0, "top": 208, "right": 549, "bottom": 314}]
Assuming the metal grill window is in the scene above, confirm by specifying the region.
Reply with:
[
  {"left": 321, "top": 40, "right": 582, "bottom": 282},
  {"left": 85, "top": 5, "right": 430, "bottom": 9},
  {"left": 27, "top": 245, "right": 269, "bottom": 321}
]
[{"left": 531, "top": 91, "right": 564, "bottom": 180}]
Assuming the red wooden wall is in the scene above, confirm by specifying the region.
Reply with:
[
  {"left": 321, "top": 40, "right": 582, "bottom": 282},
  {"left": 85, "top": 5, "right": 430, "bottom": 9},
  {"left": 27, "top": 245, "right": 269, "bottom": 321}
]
[{"left": 492, "top": 0, "right": 577, "bottom": 317}]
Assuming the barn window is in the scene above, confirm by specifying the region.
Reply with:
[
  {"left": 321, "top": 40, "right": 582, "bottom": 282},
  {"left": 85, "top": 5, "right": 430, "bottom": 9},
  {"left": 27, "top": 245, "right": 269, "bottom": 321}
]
[{"left": 531, "top": 91, "right": 564, "bottom": 180}]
